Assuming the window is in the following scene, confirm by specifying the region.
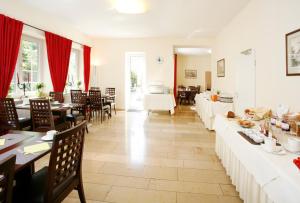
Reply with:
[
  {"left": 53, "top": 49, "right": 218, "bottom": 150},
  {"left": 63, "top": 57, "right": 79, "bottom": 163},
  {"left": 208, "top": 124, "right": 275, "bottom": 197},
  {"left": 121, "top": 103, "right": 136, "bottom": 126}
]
[
  {"left": 65, "top": 49, "right": 80, "bottom": 92},
  {"left": 10, "top": 36, "right": 42, "bottom": 95}
]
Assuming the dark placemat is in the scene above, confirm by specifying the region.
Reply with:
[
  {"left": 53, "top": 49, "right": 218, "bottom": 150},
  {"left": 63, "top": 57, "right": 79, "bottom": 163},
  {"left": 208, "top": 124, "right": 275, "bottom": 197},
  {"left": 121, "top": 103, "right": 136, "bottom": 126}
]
[
  {"left": 238, "top": 131, "right": 261, "bottom": 145},
  {"left": 237, "top": 131, "right": 281, "bottom": 146}
]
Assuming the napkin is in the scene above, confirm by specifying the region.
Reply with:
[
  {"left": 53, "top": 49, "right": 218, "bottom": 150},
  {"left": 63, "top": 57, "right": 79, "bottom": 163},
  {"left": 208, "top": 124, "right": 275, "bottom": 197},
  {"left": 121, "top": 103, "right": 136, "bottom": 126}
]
[
  {"left": 0, "top": 139, "right": 5, "bottom": 146},
  {"left": 24, "top": 143, "right": 50, "bottom": 154}
]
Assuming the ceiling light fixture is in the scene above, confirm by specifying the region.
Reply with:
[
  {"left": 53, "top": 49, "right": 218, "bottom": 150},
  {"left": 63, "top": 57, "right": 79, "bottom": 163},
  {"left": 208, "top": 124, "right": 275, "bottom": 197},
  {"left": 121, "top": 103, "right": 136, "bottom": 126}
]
[{"left": 114, "top": 0, "right": 147, "bottom": 14}]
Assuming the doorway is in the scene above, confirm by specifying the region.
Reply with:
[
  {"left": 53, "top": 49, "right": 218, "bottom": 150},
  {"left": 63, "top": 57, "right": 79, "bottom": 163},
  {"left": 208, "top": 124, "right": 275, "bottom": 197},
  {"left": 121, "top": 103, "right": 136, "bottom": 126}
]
[
  {"left": 235, "top": 49, "right": 256, "bottom": 116},
  {"left": 125, "top": 52, "right": 146, "bottom": 111}
]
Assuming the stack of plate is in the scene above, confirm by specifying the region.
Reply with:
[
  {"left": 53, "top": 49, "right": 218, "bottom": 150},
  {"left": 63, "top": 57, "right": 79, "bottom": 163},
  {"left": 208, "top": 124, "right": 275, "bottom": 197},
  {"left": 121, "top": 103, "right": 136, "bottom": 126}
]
[{"left": 219, "top": 95, "right": 233, "bottom": 103}]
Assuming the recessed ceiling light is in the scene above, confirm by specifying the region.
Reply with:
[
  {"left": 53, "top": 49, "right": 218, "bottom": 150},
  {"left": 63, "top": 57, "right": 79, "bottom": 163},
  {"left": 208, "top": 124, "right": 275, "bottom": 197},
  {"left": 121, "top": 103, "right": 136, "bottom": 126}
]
[{"left": 114, "top": 0, "right": 147, "bottom": 14}]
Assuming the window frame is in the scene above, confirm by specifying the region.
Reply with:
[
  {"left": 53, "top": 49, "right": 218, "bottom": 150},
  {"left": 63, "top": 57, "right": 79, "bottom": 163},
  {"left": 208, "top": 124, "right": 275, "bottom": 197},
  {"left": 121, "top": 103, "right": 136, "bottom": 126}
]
[
  {"left": 65, "top": 48, "right": 80, "bottom": 93},
  {"left": 10, "top": 35, "right": 43, "bottom": 96}
]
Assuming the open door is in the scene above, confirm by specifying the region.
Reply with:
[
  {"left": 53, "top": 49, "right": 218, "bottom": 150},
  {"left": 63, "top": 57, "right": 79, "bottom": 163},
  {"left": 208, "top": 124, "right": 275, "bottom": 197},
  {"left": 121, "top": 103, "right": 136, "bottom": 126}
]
[{"left": 235, "top": 49, "right": 256, "bottom": 116}]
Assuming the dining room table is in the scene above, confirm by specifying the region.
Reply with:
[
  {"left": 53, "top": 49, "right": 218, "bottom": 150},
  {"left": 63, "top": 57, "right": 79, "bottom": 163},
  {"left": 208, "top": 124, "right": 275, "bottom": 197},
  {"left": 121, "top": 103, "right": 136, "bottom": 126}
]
[
  {"left": 0, "top": 130, "right": 51, "bottom": 172},
  {"left": 0, "top": 130, "right": 52, "bottom": 201}
]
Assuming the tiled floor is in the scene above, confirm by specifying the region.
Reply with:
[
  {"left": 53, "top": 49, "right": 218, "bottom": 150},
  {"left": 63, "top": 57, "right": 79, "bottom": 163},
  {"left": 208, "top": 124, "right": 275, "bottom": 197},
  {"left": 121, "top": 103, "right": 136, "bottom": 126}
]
[{"left": 36, "top": 106, "right": 242, "bottom": 203}]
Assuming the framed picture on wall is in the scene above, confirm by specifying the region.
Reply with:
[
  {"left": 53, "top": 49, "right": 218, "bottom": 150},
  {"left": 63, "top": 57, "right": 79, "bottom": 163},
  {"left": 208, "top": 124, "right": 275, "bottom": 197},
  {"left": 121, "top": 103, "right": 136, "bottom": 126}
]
[
  {"left": 286, "top": 28, "right": 300, "bottom": 76},
  {"left": 217, "top": 59, "right": 225, "bottom": 77},
  {"left": 185, "top": 69, "right": 197, "bottom": 79}
]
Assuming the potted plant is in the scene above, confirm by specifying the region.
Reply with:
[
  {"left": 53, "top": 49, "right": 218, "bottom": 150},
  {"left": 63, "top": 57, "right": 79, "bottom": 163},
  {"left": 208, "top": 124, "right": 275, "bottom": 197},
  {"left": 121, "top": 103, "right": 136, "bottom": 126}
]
[{"left": 36, "top": 82, "right": 45, "bottom": 97}]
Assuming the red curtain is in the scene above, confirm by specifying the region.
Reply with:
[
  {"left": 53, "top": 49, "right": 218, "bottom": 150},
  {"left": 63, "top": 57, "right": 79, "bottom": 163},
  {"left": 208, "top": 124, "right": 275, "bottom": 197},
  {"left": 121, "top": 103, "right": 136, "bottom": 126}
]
[
  {"left": 45, "top": 32, "right": 72, "bottom": 92},
  {"left": 83, "top": 45, "right": 91, "bottom": 92},
  {"left": 0, "top": 14, "right": 23, "bottom": 98},
  {"left": 174, "top": 54, "right": 177, "bottom": 102}
]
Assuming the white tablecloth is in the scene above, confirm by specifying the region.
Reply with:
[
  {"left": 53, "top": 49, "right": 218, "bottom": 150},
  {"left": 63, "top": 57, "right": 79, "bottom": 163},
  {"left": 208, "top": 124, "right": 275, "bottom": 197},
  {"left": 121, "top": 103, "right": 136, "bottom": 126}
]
[
  {"left": 195, "top": 93, "right": 234, "bottom": 130},
  {"left": 144, "top": 94, "right": 176, "bottom": 114},
  {"left": 215, "top": 115, "right": 300, "bottom": 203}
]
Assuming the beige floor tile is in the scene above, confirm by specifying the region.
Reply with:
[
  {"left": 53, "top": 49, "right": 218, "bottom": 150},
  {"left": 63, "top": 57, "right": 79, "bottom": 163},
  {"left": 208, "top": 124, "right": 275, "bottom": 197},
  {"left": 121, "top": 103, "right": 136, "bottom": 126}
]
[
  {"left": 83, "top": 172, "right": 149, "bottom": 189},
  {"left": 177, "top": 192, "right": 242, "bottom": 203},
  {"left": 183, "top": 160, "right": 223, "bottom": 170},
  {"left": 144, "top": 166, "right": 178, "bottom": 180},
  {"left": 149, "top": 179, "right": 222, "bottom": 195},
  {"left": 68, "top": 183, "right": 111, "bottom": 201},
  {"left": 177, "top": 192, "right": 220, "bottom": 203},
  {"left": 105, "top": 186, "right": 176, "bottom": 203},
  {"left": 220, "top": 184, "right": 239, "bottom": 196},
  {"left": 37, "top": 106, "right": 242, "bottom": 203},
  {"left": 178, "top": 168, "right": 231, "bottom": 184}
]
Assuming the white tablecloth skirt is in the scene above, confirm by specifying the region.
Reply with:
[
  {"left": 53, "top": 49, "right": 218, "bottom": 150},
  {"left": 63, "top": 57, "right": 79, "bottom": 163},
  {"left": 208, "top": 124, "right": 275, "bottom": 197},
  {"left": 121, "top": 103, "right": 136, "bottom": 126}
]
[
  {"left": 195, "top": 93, "right": 234, "bottom": 130},
  {"left": 144, "top": 94, "right": 176, "bottom": 114},
  {"left": 215, "top": 115, "right": 300, "bottom": 203}
]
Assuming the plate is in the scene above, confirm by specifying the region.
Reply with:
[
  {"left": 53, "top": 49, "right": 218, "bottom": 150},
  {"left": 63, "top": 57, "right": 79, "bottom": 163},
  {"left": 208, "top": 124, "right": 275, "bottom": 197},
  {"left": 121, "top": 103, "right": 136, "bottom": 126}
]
[
  {"left": 261, "top": 144, "right": 286, "bottom": 155},
  {"left": 41, "top": 135, "right": 53, "bottom": 141},
  {"left": 283, "top": 144, "right": 300, "bottom": 154}
]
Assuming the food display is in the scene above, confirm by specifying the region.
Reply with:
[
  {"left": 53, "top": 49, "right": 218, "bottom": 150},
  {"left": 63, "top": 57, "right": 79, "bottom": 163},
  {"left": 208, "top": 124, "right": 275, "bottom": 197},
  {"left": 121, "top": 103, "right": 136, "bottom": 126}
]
[
  {"left": 282, "top": 113, "right": 300, "bottom": 136},
  {"left": 238, "top": 119, "right": 255, "bottom": 128},
  {"left": 227, "top": 111, "right": 235, "bottom": 118},
  {"left": 244, "top": 107, "right": 272, "bottom": 121}
]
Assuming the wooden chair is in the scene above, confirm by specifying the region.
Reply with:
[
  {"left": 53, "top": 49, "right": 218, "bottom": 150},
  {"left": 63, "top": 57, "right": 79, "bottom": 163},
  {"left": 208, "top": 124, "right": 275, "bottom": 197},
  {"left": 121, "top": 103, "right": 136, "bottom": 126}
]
[
  {"left": 49, "top": 92, "right": 64, "bottom": 103},
  {"left": 24, "top": 121, "right": 87, "bottom": 203},
  {"left": 196, "top": 85, "right": 201, "bottom": 94},
  {"left": 89, "top": 90, "right": 110, "bottom": 123},
  {"left": 0, "top": 155, "right": 16, "bottom": 203},
  {"left": 30, "top": 99, "right": 70, "bottom": 132},
  {"left": 105, "top": 87, "right": 116, "bottom": 115},
  {"left": 67, "top": 91, "right": 89, "bottom": 133},
  {"left": 70, "top": 90, "right": 82, "bottom": 104},
  {"left": 0, "top": 98, "right": 31, "bottom": 131},
  {"left": 178, "top": 90, "right": 187, "bottom": 105},
  {"left": 188, "top": 90, "right": 197, "bottom": 105}
]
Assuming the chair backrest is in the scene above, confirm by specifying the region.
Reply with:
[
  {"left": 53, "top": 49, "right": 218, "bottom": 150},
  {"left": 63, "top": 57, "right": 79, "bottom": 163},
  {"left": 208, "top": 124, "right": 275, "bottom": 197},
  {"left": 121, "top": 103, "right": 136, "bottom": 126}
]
[
  {"left": 188, "top": 86, "right": 196, "bottom": 91},
  {"left": 189, "top": 90, "right": 197, "bottom": 100},
  {"left": 89, "top": 90, "right": 102, "bottom": 106},
  {"left": 30, "top": 99, "right": 55, "bottom": 132},
  {"left": 0, "top": 98, "right": 20, "bottom": 130},
  {"left": 46, "top": 121, "right": 87, "bottom": 202},
  {"left": 49, "top": 92, "right": 64, "bottom": 103},
  {"left": 0, "top": 155, "right": 16, "bottom": 203},
  {"left": 196, "top": 85, "right": 201, "bottom": 94},
  {"left": 105, "top": 88, "right": 115, "bottom": 96},
  {"left": 70, "top": 90, "right": 82, "bottom": 104}
]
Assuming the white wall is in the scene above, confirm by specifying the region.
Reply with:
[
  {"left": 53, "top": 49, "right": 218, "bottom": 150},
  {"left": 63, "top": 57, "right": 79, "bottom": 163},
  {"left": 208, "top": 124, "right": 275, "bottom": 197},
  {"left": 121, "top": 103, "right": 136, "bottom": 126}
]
[
  {"left": 212, "top": 0, "right": 300, "bottom": 112},
  {"left": 0, "top": 0, "right": 91, "bottom": 46},
  {"left": 0, "top": 0, "right": 91, "bottom": 96},
  {"left": 91, "top": 37, "right": 214, "bottom": 109},
  {"left": 177, "top": 54, "right": 211, "bottom": 91}
]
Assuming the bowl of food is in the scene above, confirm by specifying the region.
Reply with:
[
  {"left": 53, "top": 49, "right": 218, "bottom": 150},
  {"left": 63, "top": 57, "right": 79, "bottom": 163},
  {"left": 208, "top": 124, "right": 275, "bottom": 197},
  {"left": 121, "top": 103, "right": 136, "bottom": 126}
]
[{"left": 238, "top": 119, "right": 255, "bottom": 128}]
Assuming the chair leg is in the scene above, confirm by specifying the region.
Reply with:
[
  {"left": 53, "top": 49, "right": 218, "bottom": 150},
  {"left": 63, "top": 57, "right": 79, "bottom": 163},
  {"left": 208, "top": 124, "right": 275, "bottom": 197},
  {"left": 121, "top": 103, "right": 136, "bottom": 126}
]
[
  {"left": 77, "top": 180, "right": 86, "bottom": 203},
  {"left": 100, "top": 110, "right": 103, "bottom": 123},
  {"left": 114, "top": 105, "right": 116, "bottom": 115}
]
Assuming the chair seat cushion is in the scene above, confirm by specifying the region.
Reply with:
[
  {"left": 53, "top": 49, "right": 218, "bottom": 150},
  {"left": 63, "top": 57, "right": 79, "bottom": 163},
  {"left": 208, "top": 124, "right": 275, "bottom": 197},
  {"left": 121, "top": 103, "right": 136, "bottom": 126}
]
[
  {"left": 18, "top": 117, "right": 32, "bottom": 129},
  {"left": 27, "top": 167, "right": 77, "bottom": 203}
]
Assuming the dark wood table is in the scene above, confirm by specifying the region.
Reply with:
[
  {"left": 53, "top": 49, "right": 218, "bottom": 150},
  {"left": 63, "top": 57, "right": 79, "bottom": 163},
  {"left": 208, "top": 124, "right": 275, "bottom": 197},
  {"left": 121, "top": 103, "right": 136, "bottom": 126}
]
[{"left": 0, "top": 130, "right": 51, "bottom": 172}]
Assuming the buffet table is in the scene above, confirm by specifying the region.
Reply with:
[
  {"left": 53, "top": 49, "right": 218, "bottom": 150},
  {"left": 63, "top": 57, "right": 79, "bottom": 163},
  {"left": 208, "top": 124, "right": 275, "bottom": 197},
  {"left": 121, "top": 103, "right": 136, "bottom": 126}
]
[
  {"left": 215, "top": 115, "right": 300, "bottom": 203},
  {"left": 144, "top": 93, "right": 176, "bottom": 115},
  {"left": 195, "top": 93, "right": 234, "bottom": 130}
]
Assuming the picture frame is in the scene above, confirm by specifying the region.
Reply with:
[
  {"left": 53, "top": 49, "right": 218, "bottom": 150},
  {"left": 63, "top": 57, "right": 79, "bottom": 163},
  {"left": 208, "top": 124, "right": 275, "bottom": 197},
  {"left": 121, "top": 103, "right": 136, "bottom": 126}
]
[
  {"left": 185, "top": 69, "right": 197, "bottom": 79},
  {"left": 286, "top": 28, "right": 300, "bottom": 76},
  {"left": 217, "top": 58, "right": 225, "bottom": 77}
]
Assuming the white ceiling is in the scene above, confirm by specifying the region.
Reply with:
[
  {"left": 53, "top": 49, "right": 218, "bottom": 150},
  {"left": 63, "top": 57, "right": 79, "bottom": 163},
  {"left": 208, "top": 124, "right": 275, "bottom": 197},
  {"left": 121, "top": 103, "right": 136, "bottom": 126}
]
[
  {"left": 175, "top": 47, "right": 211, "bottom": 56},
  {"left": 21, "top": 0, "right": 250, "bottom": 38}
]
